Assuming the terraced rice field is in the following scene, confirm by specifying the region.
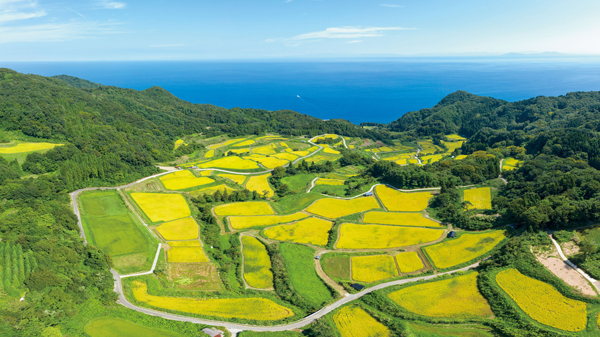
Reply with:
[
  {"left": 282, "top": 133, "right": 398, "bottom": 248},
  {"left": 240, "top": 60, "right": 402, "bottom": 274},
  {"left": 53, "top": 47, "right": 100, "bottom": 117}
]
[
  {"left": 241, "top": 236, "right": 273, "bottom": 289},
  {"left": 167, "top": 246, "right": 209, "bottom": 263},
  {"left": 315, "top": 178, "right": 345, "bottom": 186},
  {"left": 323, "top": 148, "right": 341, "bottom": 154},
  {"left": 263, "top": 217, "right": 332, "bottom": 246},
  {"left": 85, "top": 318, "right": 184, "bottom": 337},
  {"left": 418, "top": 141, "right": 442, "bottom": 155},
  {"left": 0, "top": 142, "right": 62, "bottom": 153},
  {"left": 218, "top": 173, "right": 246, "bottom": 185},
  {"left": 159, "top": 170, "right": 214, "bottom": 190},
  {"left": 132, "top": 281, "right": 294, "bottom": 321},
  {"left": 496, "top": 268, "right": 587, "bottom": 331},
  {"left": 197, "top": 156, "right": 259, "bottom": 169},
  {"left": 156, "top": 217, "right": 198, "bottom": 240},
  {"left": 363, "top": 212, "right": 443, "bottom": 228},
  {"left": 454, "top": 155, "right": 468, "bottom": 160},
  {"left": 388, "top": 273, "right": 493, "bottom": 318},
  {"left": 272, "top": 153, "right": 299, "bottom": 161},
  {"left": 214, "top": 201, "right": 275, "bottom": 216},
  {"left": 280, "top": 243, "right": 333, "bottom": 306},
  {"left": 290, "top": 150, "right": 309, "bottom": 157},
  {"left": 199, "top": 170, "right": 213, "bottom": 176},
  {"left": 375, "top": 186, "right": 432, "bottom": 212},
  {"left": 205, "top": 150, "right": 215, "bottom": 158},
  {"left": 252, "top": 144, "right": 277, "bottom": 155},
  {"left": 229, "top": 212, "right": 308, "bottom": 230},
  {"left": 174, "top": 139, "right": 185, "bottom": 149},
  {"left": 424, "top": 231, "right": 505, "bottom": 269},
  {"left": 80, "top": 190, "right": 152, "bottom": 257},
  {"left": 337, "top": 224, "right": 444, "bottom": 249},
  {"left": 463, "top": 187, "right": 492, "bottom": 210},
  {"left": 228, "top": 148, "right": 250, "bottom": 155},
  {"left": 351, "top": 255, "right": 398, "bottom": 283},
  {"left": 305, "top": 197, "right": 380, "bottom": 219},
  {"left": 168, "top": 240, "right": 202, "bottom": 247},
  {"left": 502, "top": 157, "right": 523, "bottom": 171},
  {"left": 333, "top": 306, "right": 390, "bottom": 337},
  {"left": 395, "top": 252, "right": 424, "bottom": 273},
  {"left": 234, "top": 140, "right": 256, "bottom": 147},
  {"left": 420, "top": 154, "right": 444, "bottom": 164},
  {"left": 441, "top": 140, "right": 463, "bottom": 153},
  {"left": 247, "top": 156, "right": 288, "bottom": 169},
  {"left": 189, "top": 184, "right": 235, "bottom": 196},
  {"left": 131, "top": 193, "right": 191, "bottom": 222},
  {"left": 245, "top": 173, "right": 274, "bottom": 197},
  {"left": 446, "top": 134, "right": 467, "bottom": 141}
]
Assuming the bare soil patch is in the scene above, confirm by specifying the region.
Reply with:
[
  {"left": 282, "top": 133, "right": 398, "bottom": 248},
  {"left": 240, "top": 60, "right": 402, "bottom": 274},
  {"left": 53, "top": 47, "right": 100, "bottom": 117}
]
[
  {"left": 534, "top": 246, "right": 596, "bottom": 296},
  {"left": 560, "top": 241, "right": 580, "bottom": 257},
  {"left": 169, "top": 262, "right": 221, "bottom": 291}
]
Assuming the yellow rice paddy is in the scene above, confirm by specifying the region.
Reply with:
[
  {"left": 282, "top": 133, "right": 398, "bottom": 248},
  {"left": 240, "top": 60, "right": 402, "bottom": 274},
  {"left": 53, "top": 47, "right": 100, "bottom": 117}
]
[
  {"left": 337, "top": 224, "right": 444, "bottom": 249},
  {"left": 247, "top": 156, "right": 288, "bottom": 169},
  {"left": 395, "top": 252, "right": 424, "bottom": 273},
  {"left": 252, "top": 144, "right": 277, "bottom": 155},
  {"left": 315, "top": 178, "right": 345, "bottom": 186},
  {"left": 0, "top": 142, "right": 63, "bottom": 154},
  {"left": 388, "top": 272, "right": 492, "bottom": 319},
  {"left": 454, "top": 155, "right": 468, "bottom": 160},
  {"left": 168, "top": 246, "right": 209, "bottom": 263},
  {"left": 228, "top": 148, "right": 250, "bottom": 155},
  {"left": 375, "top": 186, "right": 432, "bottom": 212},
  {"left": 323, "top": 148, "right": 341, "bottom": 154},
  {"left": 132, "top": 281, "right": 294, "bottom": 321},
  {"left": 159, "top": 170, "right": 214, "bottom": 190},
  {"left": 131, "top": 193, "right": 191, "bottom": 223},
  {"left": 363, "top": 212, "right": 443, "bottom": 228},
  {"left": 199, "top": 170, "right": 213, "bottom": 176},
  {"left": 333, "top": 306, "right": 390, "bottom": 337},
  {"left": 496, "top": 269, "right": 587, "bottom": 331},
  {"left": 446, "top": 134, "right": 467, "bottom": 141},
  {"left": 305, "top": 197, "right": 380, "bottom": 219},
  {"left": 204, "top": 150, "right": 215, "bottom": 158},
  {"left": 245, "top": 174, "right": 274, "bottom": 197},
  {"left": 218, "top": 173, "right": 246, "bottom": 185},
  {"left": 463, "top": 187, "right": 492, "bottom": 210},
  {"left": 272, "top": 153, "right": 299, "bottom": 161},
  {"left": 351, "top": 255, "right": 398, "bottom": 283},
  {"left": 168, "top": 240, "right": 202, "bottom": 247},
  {"left": 424, "top": 231, "right": 505, "bottom": 269},
  {"left": 197, "top": 156, "right": 259, "bottom": 170},
  {"left": 156, "top": 217, "right": 198, "bottom": 240},
  {"left": 189, "top": 185, "right": 235, "bottom": 196},
  {"left": 234, "top": 140, "right": 256, "bottom": 147},
  {"left": 229, "top": 212, "right": 309, "bottom": 230},
  {"left": 214, "top": 201, "right": 275, "bottom": 216},
  {"left": 263, "top": 217, "right": 332, "bottom": 246},
  {"left": 241, "top": 236, "right": 273, "bottom": 289}
]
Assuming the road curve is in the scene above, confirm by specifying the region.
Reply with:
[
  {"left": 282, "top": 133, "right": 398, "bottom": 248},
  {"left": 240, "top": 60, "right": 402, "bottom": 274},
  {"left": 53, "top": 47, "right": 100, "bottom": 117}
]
[{"left": 110, "top": 262, "right": 479, "bottom": 332}]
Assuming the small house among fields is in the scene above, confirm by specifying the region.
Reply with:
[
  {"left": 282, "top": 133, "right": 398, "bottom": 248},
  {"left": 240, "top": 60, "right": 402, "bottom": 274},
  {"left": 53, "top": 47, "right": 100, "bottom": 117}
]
[
  {"left": 448, "top": 231, "right": 456, "bottom": 238},
  {"left": 365, "top": 192, "right": 373, "bottom": 196},
  {"left": 351, "top": 283, "right": 365, "bottom": 291}
]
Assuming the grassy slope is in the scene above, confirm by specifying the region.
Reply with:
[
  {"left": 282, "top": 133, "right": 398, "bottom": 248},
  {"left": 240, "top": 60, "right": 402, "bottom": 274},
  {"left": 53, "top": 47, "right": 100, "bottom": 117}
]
[
  {"left": 281, "top": 173, "right": 316, "bottom": 192},
  {"left": 280, "top": 243, "right": 333, "bottom": 306},
  {"left": 85, "top": 318, "right": 185, "bottom": 337}
]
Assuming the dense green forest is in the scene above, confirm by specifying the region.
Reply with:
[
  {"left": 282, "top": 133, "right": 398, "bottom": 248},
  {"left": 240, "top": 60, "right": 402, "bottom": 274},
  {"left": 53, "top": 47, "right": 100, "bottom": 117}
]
[{"left": 1, "top": 68, "right": 600, "bottom": 336}]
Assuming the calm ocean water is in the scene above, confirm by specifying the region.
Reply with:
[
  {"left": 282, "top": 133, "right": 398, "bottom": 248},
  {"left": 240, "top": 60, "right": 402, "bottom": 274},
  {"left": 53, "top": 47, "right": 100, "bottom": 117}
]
[{"left": 4, "top": 59, "right": 600, "bottom": 124}]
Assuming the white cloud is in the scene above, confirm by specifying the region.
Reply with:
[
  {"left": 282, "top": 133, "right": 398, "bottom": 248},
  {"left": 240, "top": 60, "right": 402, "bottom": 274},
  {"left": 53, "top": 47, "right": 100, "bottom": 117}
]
[
  {"left": 267, "top": 26, "right": 415, "bottom": 42},
  {"left": 0, "top": 21, "right": 121, "bottom": 43},
  {"left": 380, "top": 4, "right": 403, "bottom": 8},
  {"left": 0, "top": 10, "right": 45, "bottom": 23},
  {"left": 96, "top": 1, "right": 126, "bottom": 9},
  {"left": 347, "top": 40, "right": 362, "bottom": 44},
  {"left": 0, "top": 0, "right": 45, "bottom": 24}
]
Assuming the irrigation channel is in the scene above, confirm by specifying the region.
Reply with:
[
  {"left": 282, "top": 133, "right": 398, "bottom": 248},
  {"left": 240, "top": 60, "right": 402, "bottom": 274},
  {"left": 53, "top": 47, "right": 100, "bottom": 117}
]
[{"left": 67, "top": 135, "right": 495, "bottom": 335}]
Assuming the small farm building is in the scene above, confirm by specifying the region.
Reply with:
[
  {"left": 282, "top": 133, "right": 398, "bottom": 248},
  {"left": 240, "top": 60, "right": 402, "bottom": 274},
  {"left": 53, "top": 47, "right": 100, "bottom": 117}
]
[
  {"left": 351, "top": 283, "right": 365, "bottom": 291},
  {"left": 448, "top": 231, "right": 456, "bottom": 238}
]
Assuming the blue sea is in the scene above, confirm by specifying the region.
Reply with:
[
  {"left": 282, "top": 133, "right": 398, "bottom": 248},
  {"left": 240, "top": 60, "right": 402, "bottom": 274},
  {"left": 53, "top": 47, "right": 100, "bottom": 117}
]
[{"left": 4, "top": 58, "right": 600, "bottom": 124}]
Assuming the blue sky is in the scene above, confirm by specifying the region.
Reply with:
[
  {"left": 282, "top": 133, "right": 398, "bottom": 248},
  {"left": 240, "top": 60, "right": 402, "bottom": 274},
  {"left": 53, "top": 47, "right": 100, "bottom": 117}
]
[{"left": 1, "top": 0, "right": 599, "bottom": 61}]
